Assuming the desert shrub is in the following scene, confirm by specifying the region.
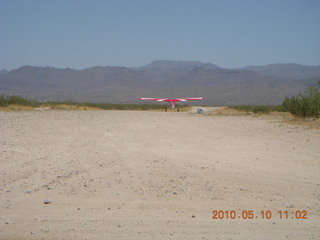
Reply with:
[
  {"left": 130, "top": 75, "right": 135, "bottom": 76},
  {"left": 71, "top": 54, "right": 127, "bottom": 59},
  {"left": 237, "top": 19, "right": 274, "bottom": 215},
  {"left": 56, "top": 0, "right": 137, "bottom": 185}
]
[
  {"left": 230, "top": 105, "right": 285, "bottom": 113},
  {"left": 0, "top": 95, "right": 189, "bottom": 111},
  {"left": 0, "top": 95, "right": 8, "bottom": 106},
  {"left": 0, "top": 95, "right": 39, "bottom": 107},
  {"left": 8, "top": 95, "right": 33, "bottom": 106},
  {"left": 282, "top": 84, "right": 320, "bottom": 117},
  {"left": 45, "top": 101, "right": 187, "bottom": 110}
]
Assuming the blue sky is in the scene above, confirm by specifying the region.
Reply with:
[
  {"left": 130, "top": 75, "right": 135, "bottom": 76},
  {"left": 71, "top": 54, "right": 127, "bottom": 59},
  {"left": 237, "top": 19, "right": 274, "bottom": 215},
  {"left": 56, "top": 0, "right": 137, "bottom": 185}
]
[{"left": 1, "top": 0, "right": 319, "bottom": 70}]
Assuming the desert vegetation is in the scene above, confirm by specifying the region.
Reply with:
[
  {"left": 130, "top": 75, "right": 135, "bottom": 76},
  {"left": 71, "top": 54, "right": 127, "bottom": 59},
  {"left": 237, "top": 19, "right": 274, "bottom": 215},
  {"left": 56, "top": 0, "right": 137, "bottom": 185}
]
[
  {"left": 229, "top": 105, "right": 285, "bottom": 114},
  {"left": 282, "top": 82, "right": 320, "bottom": 117},
  {"left": 229, "top": 83, "right": 320, "bottom": 117},
  {"left": 0, "top": 95, "right": 40, "bottom": 107},
  {"left": 0, "top": 95, "right": 186, "bottom": 111},
  {"left": 2, "top": 87, "right": 320, "bottom": 118}
]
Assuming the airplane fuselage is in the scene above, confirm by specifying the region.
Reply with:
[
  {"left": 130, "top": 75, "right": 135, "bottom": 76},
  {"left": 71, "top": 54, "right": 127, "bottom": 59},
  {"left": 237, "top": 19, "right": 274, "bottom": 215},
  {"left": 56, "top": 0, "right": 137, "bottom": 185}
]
[{"left": 140, "top": 97, "right": 204, "bottom": 109}]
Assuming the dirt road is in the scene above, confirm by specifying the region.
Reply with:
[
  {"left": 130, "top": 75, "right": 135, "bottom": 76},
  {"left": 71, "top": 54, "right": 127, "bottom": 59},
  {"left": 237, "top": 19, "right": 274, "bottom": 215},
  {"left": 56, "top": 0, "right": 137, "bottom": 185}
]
[{"left": 1, "top": 110, "right": 319, "bottom": 239}]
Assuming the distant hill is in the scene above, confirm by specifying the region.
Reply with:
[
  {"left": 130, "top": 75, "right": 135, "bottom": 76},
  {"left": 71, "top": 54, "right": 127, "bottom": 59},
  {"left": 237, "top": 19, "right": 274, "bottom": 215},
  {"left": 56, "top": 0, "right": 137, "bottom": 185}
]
[
  {"left": 0, "top": 69, "right": 8, "bottom": 75},
  {"left": 240, "top": 63, "right": 320, "bottom": 80},
  {"left": 0, "top": 60, "right": 319, "bottom": 105},
  {"left": 134, "top": 60, "right": 221, "bottom": 73},
  {"left": 294, "top": 77, "right": 320, "bottom": 87}
]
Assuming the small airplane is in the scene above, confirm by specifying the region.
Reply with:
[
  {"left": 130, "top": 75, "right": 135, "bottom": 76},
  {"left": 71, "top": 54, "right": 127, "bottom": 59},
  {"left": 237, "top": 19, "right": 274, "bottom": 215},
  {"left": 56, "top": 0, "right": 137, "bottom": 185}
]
[{"left": 140, "top": 97, "right": 204, "bottom": 109}]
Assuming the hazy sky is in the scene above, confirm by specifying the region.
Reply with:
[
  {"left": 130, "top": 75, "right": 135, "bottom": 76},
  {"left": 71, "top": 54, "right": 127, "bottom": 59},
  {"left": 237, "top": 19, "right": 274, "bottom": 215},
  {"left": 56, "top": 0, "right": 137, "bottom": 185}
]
[{"left": 1, "top": 0, "right": 320, "bottom": 70}]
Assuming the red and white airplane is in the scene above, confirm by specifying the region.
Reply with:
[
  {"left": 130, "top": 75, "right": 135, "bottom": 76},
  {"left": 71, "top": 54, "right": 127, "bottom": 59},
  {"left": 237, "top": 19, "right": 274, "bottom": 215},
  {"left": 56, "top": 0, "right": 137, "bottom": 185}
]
[{"left": 140, "top": 97, "right": 204, "bottom": 109}]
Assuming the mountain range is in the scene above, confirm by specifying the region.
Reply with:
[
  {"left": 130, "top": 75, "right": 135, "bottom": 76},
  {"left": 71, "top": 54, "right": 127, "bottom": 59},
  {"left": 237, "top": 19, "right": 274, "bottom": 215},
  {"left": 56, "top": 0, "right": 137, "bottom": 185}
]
[{"left": 1, "top": 60, "right": 319, "bottom": 105}]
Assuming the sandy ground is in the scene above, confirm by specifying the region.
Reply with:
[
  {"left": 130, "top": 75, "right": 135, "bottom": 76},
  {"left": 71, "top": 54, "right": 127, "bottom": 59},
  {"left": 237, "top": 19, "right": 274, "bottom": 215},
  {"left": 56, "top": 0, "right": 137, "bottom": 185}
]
[{"left": 0, "top": 110, "right": 319, "bottom": 240}]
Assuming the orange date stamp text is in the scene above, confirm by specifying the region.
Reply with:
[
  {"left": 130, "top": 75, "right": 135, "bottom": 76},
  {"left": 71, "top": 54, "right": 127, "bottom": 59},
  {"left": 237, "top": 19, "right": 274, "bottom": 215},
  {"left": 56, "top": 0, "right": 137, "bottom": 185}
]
[{"left": 212, "top": 210, "right": 308, "bottom": 220}]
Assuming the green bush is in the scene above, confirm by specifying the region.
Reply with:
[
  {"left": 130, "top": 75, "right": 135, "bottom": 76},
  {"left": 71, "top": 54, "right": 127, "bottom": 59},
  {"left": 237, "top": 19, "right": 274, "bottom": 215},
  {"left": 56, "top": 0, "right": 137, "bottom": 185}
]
[
  {"left": 0, "top": 95, "right": 38, "bottom": 107},
  {"left": 8, "top": 95, "right": 37, "bottom": 106},
  {"left": 282, "top": 83, "right": 320, "bottom": 117},
  {"left": 0, "top": 95, "right": 8, "bottom": 107}
]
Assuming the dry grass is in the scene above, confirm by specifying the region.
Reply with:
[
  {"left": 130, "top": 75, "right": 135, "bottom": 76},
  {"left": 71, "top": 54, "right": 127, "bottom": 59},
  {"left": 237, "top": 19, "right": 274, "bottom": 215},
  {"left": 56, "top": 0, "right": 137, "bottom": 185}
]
[
  {"left": 282, "top": 116, "right": 320, "bottom": 130},
  {"left": 0, "top": 104, "right": 104, "bottom": 111},
  {"left": 215, "top": 106, "right": 249, "bottom": 115},
  {"left": 0, "top": 105, "right": 35, "bottom": 111},
  {"left": 49, "top": 104, "right": 103, "bottom": 111},
  {"left": 204, "top": 107, "right": 320, "bottom": 129}
]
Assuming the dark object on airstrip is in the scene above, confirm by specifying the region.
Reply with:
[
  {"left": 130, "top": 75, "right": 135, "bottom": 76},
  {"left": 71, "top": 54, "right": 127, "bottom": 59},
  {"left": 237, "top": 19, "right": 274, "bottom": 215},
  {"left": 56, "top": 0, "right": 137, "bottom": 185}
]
[{"left": 197, "top": 108, "right": 204, "bottom": 114}]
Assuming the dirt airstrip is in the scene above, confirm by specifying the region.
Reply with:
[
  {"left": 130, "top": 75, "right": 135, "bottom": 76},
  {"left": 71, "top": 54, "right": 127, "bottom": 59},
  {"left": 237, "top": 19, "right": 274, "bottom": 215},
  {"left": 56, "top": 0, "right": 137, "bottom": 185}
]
[{"left": 0, "top": 110, "right": 319, "bottom": 240}]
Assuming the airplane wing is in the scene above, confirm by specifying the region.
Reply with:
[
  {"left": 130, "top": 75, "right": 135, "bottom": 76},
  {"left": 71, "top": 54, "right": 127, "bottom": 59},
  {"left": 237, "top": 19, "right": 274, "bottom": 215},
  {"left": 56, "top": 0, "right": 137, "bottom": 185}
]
[
  {"left": 140, "top": 98, "right": 170, "bottom": 102},
  {"left": 173, "top": 97, "right": 204, "bottom": 102},
  {"left": 140, "top": 97, "right": 204, "bottom": 102}
]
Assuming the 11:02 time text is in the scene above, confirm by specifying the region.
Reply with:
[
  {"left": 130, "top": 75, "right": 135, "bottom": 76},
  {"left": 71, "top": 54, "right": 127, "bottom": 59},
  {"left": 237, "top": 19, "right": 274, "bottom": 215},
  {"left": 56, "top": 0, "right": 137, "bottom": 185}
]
[{"left": 212, "top": 210, "right": 307, "bottom": 220}]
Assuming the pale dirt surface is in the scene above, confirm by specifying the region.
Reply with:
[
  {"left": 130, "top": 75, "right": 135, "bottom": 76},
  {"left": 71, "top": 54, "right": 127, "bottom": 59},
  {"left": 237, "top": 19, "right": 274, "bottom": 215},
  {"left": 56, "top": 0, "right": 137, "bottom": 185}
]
[{"left": 0, "top": 110, "right": 319, "bottom": 240}]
